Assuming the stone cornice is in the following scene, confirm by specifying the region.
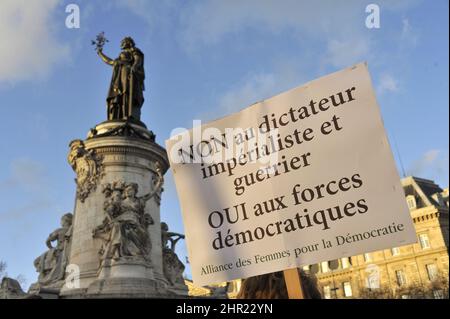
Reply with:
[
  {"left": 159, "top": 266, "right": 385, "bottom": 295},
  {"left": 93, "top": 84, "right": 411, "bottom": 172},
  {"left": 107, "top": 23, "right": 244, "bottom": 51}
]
[
  {"left": 84, "top": 137, "right": 170, "bottom": 173},
  {"left": 412, "top": 207, "right": 448, "bottom": 224}
]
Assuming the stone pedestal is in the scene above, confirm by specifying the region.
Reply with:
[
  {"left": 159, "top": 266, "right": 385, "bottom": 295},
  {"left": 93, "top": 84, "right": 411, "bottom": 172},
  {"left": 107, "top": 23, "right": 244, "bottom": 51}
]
[
  {"left": 97, "top": 259, "right": 154, "bottom": 280},
  {"left": 59, "top": 120, "right": 181, "bottom": 298}
]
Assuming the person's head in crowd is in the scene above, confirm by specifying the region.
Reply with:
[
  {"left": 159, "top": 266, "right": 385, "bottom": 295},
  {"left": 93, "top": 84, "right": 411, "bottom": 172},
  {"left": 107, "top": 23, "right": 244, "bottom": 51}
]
[{"left": 236, "top": 269, "right": 322, "bottom": 299}]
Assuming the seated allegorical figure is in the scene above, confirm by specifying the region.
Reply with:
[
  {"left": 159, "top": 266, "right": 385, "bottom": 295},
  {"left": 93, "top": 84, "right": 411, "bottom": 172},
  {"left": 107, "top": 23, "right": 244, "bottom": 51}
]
[{"left": 33, "top": 213, "right": 73, "bottom": 286}]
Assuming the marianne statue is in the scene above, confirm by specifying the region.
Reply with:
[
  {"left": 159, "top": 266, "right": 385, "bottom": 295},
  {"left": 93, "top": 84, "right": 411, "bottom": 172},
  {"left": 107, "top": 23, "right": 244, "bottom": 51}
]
[{"left": 94, "top": 34, "right": 145, "bottom": 122}]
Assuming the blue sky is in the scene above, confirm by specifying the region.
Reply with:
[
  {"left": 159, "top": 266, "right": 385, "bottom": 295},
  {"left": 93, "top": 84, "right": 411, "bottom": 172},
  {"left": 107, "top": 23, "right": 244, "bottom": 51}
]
[{"left": 0, "top": 0, "right": 448, "bottom": 289}]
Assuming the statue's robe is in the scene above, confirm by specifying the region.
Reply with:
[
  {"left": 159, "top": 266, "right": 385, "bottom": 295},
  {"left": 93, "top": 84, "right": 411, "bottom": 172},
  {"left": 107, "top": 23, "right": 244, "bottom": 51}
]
[
  {"left": 107, "top": 48, "right": 145, "bottom": 121},
  {"left": 34, "top": 227, "right": 71, "bottom": 285}
]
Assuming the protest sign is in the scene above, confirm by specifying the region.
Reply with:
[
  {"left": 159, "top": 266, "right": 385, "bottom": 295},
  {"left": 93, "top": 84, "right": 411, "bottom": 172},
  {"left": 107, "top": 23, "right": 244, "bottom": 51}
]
[{"left": 166, "top": 63, "right": 417, "bottom": 286}]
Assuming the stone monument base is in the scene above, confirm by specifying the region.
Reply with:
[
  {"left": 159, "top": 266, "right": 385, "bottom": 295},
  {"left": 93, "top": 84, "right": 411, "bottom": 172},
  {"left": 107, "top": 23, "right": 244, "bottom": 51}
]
[
  {"left": 97, "top": 258, "right": 154, "bottom": 280},
  {"left": 26, "top": 119, "right": 189, "bottom": 299},
  {"left": 85, "top": 277, "right": 175, "bottom": 298},
  {"left": 167, "top": 283, "right": 189, "bottom": 297},
  {"left": 28, "top": 279, "right": 65, "bottom": 297},
  {"left": 82, "top": 258, "right": 176, "bottom": 298}
]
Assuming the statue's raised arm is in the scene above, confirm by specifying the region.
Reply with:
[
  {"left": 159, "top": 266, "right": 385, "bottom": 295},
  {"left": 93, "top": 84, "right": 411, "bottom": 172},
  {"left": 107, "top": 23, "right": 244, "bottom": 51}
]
[
  {"left": 161, "top": 222, "right": 185, "bottom": 252},
  {"left": 97, "top": 49, "right": 114, "bottom": 66}
]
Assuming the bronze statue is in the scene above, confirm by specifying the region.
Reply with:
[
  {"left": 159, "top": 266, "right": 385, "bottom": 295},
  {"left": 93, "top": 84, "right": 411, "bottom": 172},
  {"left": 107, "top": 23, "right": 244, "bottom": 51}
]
[{"left": 94, "top": 33, "right": 145, "bottom": 122}]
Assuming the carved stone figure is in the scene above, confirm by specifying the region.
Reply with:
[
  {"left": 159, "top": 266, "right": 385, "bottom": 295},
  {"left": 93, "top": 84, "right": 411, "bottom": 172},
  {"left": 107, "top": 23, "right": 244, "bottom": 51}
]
[
  {"left": 0, "top": 278, "right": 26, "bottom": 299},
  {"left": 96, "top": 35, "right": 145, "bottom": 121},
  {"left": 161, "top": 222, "right": 186, "bottom": 286},
  {"left": 93, "top": 164, "right": 163, "bottom": 266},
  {"left": 68, "top": 139, "right": 104, "bottom": 202},
  {"left": 33, "top": 213, "right": 73, "bottom": 286}
]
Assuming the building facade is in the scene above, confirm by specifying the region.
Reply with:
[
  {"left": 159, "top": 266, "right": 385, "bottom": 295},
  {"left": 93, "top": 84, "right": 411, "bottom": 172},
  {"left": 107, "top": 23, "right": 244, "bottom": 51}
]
[{"left": 312, "top": 176, "right": 449, "bottom": 299}]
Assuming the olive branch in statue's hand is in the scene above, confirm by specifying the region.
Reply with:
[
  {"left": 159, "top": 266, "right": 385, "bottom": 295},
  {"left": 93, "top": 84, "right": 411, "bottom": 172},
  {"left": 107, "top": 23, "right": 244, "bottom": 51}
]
[{"left": 91, "top": 31, "right": 109, "bottom": 52}]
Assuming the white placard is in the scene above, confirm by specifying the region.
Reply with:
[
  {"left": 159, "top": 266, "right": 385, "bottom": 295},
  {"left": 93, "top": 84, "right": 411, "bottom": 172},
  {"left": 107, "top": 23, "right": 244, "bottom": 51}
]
[{"left": 166, "top": 63, "right": 416, "bottom": 286}]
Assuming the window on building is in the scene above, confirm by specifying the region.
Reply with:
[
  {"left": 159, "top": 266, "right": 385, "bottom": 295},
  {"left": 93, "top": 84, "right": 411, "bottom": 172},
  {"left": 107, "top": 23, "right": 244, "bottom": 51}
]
[
  {"left": 341, "top": 257, "right": 350, "bottom": 269},
  {"left": 364, "top": 253, "right": 372, "bottom": 262},
  {"left": 302, "top": 265, "right": 310, "bottom": 272},
  {"left": 419, "top": 233, "right": 431, "bottom": 249},
  {"left": 391, "top": 247, "right": 400, "bottom": 256},
  {"left": 395, "top": 270, "right": 407, "bottom": 286},
  {"left": 426, "top": 264, "right": 438, "bottom": 281},
  {"left": 323, "top": 285, "right": 331, "bottom": 299},
  {"left": 433, "top": 290, "right": 444, "bottom": 299},
  {"left": 406, "top": 195, "right": 417, "bottom": 210},
  {"left": 321, "top": 261, "right": 329, "bottom": 273},
  {"left": 343, "top": 282, "right": 353, "bottom": 297}
]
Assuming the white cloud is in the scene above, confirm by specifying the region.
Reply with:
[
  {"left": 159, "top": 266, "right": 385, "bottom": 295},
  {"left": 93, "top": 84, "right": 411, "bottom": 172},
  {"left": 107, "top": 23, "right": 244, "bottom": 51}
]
[
  {"left": 408, "top": 149, "right": 449, "bottom": 178},
  {"left": 112, "top": 0, "right": 154, "bottom": 25},
  {"left": 195, "top": 73, "right": 277, "bottom": 122},
  {"left": 0, "top": 200, "right": 53, "bottom": 223},
  {"left": 114, "top": 0, "right": 421, "bottom": 70},
  {"left": 0, "top": 158, "right": 48, "bottom": 193},
  {"left": 377, "top": 73, "right": 399, "bottom": 94},
  {"left": 197, "top": 61, "right": 307, "bottom": 121},
  {"left": 324, "top": 38, "right": 370, "bottom": 68},
  {"left": 177, "top": 1, "right": 382, "bottom": 69},
  {"left": 0, "top": 158, "right": 54, "bottom": 223},
  {"left": 112, "top": 0, "right": 177, "bottom": 32},
  {"left": 219, "top": 73, "right": 276, "bottom": 114},
  {"left": 179, "top": 1, "right": 362, "bottom": 48},
  {"left": 0, "top": 0, "right": 70, "bottom": 84}
]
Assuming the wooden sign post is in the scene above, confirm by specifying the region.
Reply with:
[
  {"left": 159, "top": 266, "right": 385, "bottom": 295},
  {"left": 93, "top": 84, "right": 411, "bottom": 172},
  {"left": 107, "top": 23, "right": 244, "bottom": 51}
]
[{"left": 283, "top": 268, "right": 304, "bottom": 299}]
